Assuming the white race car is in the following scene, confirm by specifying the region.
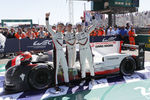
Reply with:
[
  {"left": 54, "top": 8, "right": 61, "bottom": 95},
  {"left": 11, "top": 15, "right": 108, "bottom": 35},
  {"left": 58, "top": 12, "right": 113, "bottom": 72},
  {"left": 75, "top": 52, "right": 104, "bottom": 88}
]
[{"left": 4, "top": 41, "right": 145, "bottom": 92}]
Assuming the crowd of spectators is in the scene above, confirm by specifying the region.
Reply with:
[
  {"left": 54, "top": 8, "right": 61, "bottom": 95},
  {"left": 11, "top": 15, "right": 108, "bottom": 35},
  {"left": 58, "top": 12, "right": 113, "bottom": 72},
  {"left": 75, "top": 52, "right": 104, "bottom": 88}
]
[
  {"left": 0, "top": 22, "right": 136, "bottom": 50},
  {"left": 90, "top": 23, "right": 136, "bottom": 49},
  {"left": 0, "top": 26, "right": 50, "bottom": 39}
]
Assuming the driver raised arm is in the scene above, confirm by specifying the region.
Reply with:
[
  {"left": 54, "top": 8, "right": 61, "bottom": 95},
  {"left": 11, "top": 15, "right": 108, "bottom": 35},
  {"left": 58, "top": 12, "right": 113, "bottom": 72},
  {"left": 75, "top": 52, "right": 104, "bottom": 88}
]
[
  {"left": 81, "top": 15, "right": 99, "bottom": 34},
  {"left": 45, "top": 13, "right": 55, "bottom": 36}
]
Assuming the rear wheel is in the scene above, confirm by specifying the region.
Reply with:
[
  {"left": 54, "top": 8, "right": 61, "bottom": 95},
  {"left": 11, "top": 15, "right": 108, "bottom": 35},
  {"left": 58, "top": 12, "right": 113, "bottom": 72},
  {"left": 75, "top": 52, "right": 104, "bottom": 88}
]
[
  {"left": 120, "top": 56, "right": 136, "bottom": 76},
  {"left": 28, "top": 64, "right": 54, "bottom": 90}
]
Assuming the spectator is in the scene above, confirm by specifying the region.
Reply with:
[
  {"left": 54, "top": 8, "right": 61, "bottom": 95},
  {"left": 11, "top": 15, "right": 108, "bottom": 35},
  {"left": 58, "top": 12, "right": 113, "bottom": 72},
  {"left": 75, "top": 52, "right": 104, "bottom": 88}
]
[
  {"left": 7, "top": 28, "right": 15, "bottom": 38},
  {"left": 113, "top": 25, "right": 120, "bottom": 36},
  {"left": 32, "top": 27, "right": 39, "bottom": 38},
  {"left": 128, "top": 26, "right": 136, "bottom": 50},
  {"left": 3, "top": 28, "right": 9, "bottom": 37},
  {"left": 26, "top": 28, "right": 36, "bottom": 39},
  {"left": 97, "top": 27, "right": 105, "bottom": 36},
  {"left": 126, "top": 23, "right": 131, "bottom": 32},
  {"left": 38, "top": 27, "right": 47, "bottom": 38},
  {"left": 95, "top": 28, "right": 100, "bottom": 36},
  {"left": 22, "top": 27, "right": 26, "bottom": 33},
  {"left": 107, "top": 27, "right": 115, "bottom": 36},
  {"left": 119, "top": 26, "right": 129, "bottom": 46},
  {"left": 44, "top": 28, "right": 50, "bottom": 38},
  {"left": 15, "top": 28, "right": 26, "bottom": 39},
  {"left": 90, "top": 28, "right": 97, "bottom": 36}
]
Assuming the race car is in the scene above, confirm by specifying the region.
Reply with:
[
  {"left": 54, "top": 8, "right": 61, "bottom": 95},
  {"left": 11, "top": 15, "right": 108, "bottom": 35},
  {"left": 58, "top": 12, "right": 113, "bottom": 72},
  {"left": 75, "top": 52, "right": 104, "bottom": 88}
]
[{"left": 4, "top": 41, "right": 145, "bottom": 92}]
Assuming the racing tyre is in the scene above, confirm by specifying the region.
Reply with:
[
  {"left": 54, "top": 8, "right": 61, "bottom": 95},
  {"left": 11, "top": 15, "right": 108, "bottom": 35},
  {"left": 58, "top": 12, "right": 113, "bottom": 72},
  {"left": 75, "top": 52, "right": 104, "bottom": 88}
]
[
  {"left": 28, "top": 64, "right": 53, "bottom": 90},
  {"left": 120, "top": 56, "right": 136, "bottom": 76}
]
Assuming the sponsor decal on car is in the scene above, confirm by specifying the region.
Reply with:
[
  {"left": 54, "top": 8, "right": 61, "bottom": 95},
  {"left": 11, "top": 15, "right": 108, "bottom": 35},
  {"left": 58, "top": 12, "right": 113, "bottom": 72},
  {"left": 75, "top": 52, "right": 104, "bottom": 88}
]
[
  {"left": 20, "top": 73, "right": 25, "bottom": 81},
  {"left": 90, "top": 41, "right": 116, "bottom": 48}
]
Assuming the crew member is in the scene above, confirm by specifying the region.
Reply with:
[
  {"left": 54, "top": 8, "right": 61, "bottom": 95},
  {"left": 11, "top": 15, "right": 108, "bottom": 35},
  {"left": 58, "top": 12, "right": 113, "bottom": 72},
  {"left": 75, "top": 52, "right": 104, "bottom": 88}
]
[
  {"left": 76, "top": 16, "right": 98, "bottom": 86},
  {"left": 90, "top": 29, "right": 97, "bottom": 36},
  {"left": 97, "top": 27, "right": 105, "bottom": 36},
  {"left": 45, "top": 12, "right": 71, "bottom": 91},
  {"left": 128, "top": 26, "right": 136, "bottom": 50},
  {"left": 64, "top": 23, "right": 76, "bottom": 68}
]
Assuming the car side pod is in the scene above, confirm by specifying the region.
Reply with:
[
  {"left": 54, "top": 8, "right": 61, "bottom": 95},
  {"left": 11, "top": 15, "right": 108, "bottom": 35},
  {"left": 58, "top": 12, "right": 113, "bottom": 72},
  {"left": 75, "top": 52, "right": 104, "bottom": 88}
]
[{"left": 28, "top": 64, "right": 54, "bottom": 90}]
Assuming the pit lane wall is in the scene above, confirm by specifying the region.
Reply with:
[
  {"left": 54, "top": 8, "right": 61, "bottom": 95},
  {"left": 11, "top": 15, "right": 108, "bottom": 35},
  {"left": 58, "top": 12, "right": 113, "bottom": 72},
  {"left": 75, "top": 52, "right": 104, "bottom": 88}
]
[
  {"left": 0, "top": 36, "right": 120, "bottom": 53},
  {"left": 0, "top": 38, "right": 53, "bottom": 53}
]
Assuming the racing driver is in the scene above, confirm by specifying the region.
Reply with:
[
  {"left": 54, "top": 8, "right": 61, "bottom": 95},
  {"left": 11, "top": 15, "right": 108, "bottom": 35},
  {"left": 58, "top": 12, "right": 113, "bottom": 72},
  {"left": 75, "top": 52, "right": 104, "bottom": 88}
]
[
  {"left": 64, "top": 23, "right": 76, "bottom": 68},
  {"left": 76, "top": 16, "right": 99, "bottom": 86},
  {"left": 45, "top": 12, "right": 71, "bottom": 92}
]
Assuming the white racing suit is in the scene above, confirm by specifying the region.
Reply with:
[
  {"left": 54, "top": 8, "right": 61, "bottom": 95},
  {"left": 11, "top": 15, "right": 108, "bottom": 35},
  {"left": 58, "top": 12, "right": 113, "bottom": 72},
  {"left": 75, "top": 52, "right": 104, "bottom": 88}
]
[
  {"left": 64, "top": 32, "right": 76, "bottom": 68},
  {"left": 46, "top": 21, "right": 69, "bottom": 85},
  {"left": 76, "top": 20, "right": 99, "bottom": 79}
]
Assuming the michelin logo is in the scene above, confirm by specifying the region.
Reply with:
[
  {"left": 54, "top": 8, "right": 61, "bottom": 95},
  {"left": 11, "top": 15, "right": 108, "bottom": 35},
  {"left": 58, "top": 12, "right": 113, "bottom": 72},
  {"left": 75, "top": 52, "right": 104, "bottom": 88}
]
[{"left": 0, "top": 33, "right": 6, "bottom": 52}]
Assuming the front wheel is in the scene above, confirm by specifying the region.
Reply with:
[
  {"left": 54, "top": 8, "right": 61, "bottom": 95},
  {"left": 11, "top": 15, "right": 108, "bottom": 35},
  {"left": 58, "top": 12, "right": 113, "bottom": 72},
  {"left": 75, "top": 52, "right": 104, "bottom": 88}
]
[
  {"left": 28, "top": 64, "right": 53, "bottom": 90},
  {"left": 120, "top": 56, "right": 136, "bottom": 76}
]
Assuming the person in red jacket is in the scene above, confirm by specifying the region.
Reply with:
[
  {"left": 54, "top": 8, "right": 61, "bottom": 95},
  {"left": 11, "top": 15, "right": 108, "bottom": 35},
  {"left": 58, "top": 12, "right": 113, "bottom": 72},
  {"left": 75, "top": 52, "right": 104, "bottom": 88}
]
[
  {"left": 32, "top": 27, "right": 39, "bottom": 38},
  {"left": 128, "top": 26, "right": 136, "bottom": 50},
  {"left": 15, "top": 28, "right": 26, "bottom": 39},
  {"left": 90, "top": 28, "right": 97, "bottom": 36},
  {"left": 97, "top": 27, "right": 105, "bottom": 36},
  {"left": 26, "top": 28, "right": 36, "bottom": 39}
]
